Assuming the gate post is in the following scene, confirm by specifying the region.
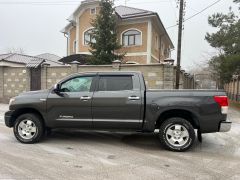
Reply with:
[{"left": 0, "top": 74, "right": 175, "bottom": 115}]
[
  {"left": 41, "top": 63, "right": 50, "bottom": 89},
  {"left": 237, "top": 75, "right": 240, "bottom": 102},
  {"left": 25, "top": 67, "right": 31, "bottom": 92},
  {"left": 71, "top": 61, "right": 79, "bottom": 73},
  {"left": 0, "top": 66, "right": 3, "bottom": 100}
]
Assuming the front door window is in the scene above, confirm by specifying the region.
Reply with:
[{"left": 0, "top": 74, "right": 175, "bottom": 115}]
[{"left": 60, "top": 76, "right": 93, "bottom": 92}]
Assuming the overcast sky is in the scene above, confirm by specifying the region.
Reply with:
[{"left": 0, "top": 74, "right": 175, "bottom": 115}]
[{"left": 0, "top": 0, "right": 238, "bottom": 70}]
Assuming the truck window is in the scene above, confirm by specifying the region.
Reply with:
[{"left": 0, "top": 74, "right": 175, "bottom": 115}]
[
  {"left": 98, "top": 75, "right": 133, "bottom": 91},
  {"left": 60, "top": 76, "right": 93, "bottom": 92}
]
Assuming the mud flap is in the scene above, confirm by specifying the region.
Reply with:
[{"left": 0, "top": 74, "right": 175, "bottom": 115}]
[{"left": 197, "top": 129, "right": 202, "bottom": 142}]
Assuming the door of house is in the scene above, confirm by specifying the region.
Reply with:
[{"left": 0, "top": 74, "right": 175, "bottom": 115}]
[{"left": 30, "top": 67, "right": 41, "bottom": 91}]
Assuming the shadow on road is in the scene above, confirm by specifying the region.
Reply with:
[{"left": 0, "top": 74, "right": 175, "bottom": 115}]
[{"left": 44, "top": 129, "right": 201, "bottom": 151}]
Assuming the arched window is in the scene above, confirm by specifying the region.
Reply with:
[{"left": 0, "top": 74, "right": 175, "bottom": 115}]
[
  {"left": 84, "top": 28, "right": 96, "bottom": 45},
  {"left": 122, "top": 29, "right": 141, "bottom": 46}
]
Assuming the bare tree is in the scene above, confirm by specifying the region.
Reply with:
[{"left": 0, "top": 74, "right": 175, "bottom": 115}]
[{"left": 6, "top": 47, "right": 25, "bottom": 54}]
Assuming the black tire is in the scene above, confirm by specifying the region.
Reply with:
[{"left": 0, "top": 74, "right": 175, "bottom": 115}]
[
  {"left": 159, "top": 117, "right": 195, "bottom": 152},
  {"left": 13, "top": 113, "right": 45, "bottom": 144}
]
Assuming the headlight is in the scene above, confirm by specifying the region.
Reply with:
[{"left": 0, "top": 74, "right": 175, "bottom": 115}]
[{"left": 9, "top": 98, "right": 15, "bottom": 106}]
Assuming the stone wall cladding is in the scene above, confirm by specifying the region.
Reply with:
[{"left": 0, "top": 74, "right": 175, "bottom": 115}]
[
  {"left": 2, "top": 67, "right": 27, "bottom": 99},
  {"left": 0, "top": 63, "right": 194, "bottom": 102},
  {"left": 45, "top": 66, "right": 72, "bottom": 88}
]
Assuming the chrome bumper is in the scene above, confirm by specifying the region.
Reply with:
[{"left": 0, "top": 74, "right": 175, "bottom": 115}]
[{"left": 219, "top": 121, "right": 232, "bottom": 132}]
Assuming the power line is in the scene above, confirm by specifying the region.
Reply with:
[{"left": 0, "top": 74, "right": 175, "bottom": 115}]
[
  {"left": 0, "top": 1, "right": 82, "bottom": 5},
  {"left": 166, "top": 0, "right": 223, "bottom": 29},
  {"left": 0, "top": 1, "right": 79, "bottom": 4},
  {"left": 185, "top": 0, "right": 223, "bottom": 21},
  {"left": 0, "top": 0, "right": 175, "bottom": 5}
]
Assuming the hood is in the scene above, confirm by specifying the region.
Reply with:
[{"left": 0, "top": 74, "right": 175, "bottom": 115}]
[{"left": 18, "top": 89, "right": 50, "bottom": 98}]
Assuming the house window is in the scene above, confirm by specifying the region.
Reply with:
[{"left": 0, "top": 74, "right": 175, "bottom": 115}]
[
  {"left": 84, "top": 28, "right": 96, "bottom": 45},
  {"left": 73, "top": 40, "right": 77, "bottom": 53},
  {"left": 90, "top": 8, "right": 96, "bottom": 14},
  {"left": 122, "top": 30, "right": 141, "bottom": 46}
]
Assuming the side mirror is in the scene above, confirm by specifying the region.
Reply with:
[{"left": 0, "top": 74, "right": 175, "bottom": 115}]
[{"left": 53, "top": 84, "right": 60, "bottom": 93}]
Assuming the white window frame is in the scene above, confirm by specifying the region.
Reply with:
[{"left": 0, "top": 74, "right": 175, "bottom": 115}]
[
  {"left": 83, "top": 27, "right": 95, "bottom": 46},
  {"left": 120, "top": 28, "right": 142, "bottom": 47}
]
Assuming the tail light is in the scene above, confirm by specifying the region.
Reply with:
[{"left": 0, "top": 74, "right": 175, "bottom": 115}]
[{"left": 213, "top": 96, "right": 228, "bottom": 114}]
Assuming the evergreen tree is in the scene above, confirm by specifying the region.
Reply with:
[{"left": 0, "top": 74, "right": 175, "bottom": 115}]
[
  {"left": 89, "top": 0, "right": 124, "bottom": 65},
  {"left": 206, "top": 0, "right": 240, "bottom": 84}
]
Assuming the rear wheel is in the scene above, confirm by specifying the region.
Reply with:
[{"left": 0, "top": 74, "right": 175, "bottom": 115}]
[
  {"left": 13, "top": 113, "right": 44, "bottom": 144},
  {"left": 159, "top": 117, "right": 195, "bottom": 152}
]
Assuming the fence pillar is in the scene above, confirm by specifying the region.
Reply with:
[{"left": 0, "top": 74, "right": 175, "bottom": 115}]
[
  {"left": 112, "top": 60, "right": 121, "bottom": 71},
  {"left": 71, "top": 62, "right": 79, "bottom": 73},
  {"left": 41, "top": 63, "right": 50, "bottom": 89},
  {"left": 0, "top": 66, "right": 4, "bottom": 99},
  {"left": 163, "top": 64, "right": 174, "bottom": 89},
  {"left": 25, "top": 68, "right": 31, "bottom": 92},
  {"left": 233, "top": 79, "right": 236, "bottom": 101},
  {"left": 236, "top": 75, "right": 240, "bottom": 102}
]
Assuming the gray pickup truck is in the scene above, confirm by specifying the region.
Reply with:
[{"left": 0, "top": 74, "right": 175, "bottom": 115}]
[{"left": 5, "top": 71, "right": 231, "bottom": 151}]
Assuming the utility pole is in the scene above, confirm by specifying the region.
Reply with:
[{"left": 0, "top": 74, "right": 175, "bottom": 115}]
[{"left": 175, "top": 0, "right": 184, "bottom": 89}]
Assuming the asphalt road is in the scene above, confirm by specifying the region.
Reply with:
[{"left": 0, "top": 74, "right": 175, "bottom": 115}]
[{"left": 0, "top": 104, "right": 240, "bottom": 180}]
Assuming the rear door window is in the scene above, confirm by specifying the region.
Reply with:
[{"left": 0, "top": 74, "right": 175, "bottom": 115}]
[{"left": 98, "top": 75, "right": 133, "bottom": 91}]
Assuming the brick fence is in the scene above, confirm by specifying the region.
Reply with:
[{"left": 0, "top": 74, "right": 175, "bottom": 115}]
[
  {"left": 0, "top": 62, "right": 194, "bottom": 102},
  {"left": 224, "top": 75, "right": 240, "bottom": 103}
]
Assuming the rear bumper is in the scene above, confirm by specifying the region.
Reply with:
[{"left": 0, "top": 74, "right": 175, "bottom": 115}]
[
  {"left": 4, "top": 110, "right": 14, "bottom": 127},
  {"left": 219, "top": 121, "right": 232, "bottom": 132}
]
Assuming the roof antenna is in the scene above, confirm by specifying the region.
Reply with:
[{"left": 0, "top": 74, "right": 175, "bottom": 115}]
[{"left": 125, "top": 0, "right": 130, "bottom": 6}]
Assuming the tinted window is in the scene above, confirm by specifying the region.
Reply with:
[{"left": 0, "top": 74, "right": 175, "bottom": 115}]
[
  {"left": 61, "top": 76, "right": 93, "bottom": 92},
  {"left": 98, "top": 75, "right": 133, "bottom": 91}
]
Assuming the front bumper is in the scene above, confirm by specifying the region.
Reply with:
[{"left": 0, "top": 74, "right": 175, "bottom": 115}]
[
  {"left": 4, "top": 110, "right": 15, "bottom": 127},
  {"left": 219, "top": 121, "right": 232, "bottom": 132}
]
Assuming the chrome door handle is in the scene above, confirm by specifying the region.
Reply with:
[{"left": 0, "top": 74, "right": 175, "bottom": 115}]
[
  {"left": 128, "top": 96, "right": 140, "bottom": 100},
  {"left": 80, "top": 96, "right": 92, "bottom": 100}
]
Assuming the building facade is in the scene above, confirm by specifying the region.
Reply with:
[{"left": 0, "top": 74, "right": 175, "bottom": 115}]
[{"left": 61, "top": 0, "right": 174, "bottom": 64}]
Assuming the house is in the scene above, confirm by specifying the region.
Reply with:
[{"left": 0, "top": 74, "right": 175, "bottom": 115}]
[
  {"left": 0, "top": 53, "right": 63, "bottom": 91},
  {"left": 61, "top": 0, "right": 174, "bottom": 64},
  {"left": 0, "top": 53, "right": 62, "bottom": 67}
]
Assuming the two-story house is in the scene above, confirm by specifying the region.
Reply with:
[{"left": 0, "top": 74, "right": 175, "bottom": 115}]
[{"left": 61, "top": 0, "right": 174, "bottom": 64}]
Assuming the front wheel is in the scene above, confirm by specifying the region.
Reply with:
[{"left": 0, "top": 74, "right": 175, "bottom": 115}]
[
  {"left": 13, "top": 113, "right": 44, "bottom": 144},
  {"left": 159, "top": 117, "right": 195, "bottom": 152}
]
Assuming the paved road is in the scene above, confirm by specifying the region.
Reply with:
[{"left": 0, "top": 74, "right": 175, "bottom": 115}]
[{"left": 0, "top": 103, "right": 239, "bottom": 179}]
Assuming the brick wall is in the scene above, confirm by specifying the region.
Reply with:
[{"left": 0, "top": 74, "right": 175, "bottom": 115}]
[{"left": 0, "top": 63, "right": 195, "bottom": 102}]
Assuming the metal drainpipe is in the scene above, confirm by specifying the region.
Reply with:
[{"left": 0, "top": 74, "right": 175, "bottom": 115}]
[{"left": 64, "top": 33, "right": 69, "bottom": 56}]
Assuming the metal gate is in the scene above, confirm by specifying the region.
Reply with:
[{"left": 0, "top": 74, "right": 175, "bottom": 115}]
[{"left": 30, "top": 67, "right": 41, "bottom": 91}]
